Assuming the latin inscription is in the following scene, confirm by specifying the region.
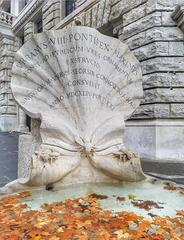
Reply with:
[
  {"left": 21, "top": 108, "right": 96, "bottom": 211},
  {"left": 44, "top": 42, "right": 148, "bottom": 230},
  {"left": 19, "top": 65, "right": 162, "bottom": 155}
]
[{"left": 17, "top": 30, "right": 141, "bottom": 111}]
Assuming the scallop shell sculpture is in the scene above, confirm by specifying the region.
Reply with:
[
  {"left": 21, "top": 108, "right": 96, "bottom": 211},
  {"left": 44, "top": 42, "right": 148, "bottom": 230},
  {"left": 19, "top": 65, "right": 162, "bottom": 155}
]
[{"left": 1, "top": 26, "right": 146, "bottom": 193}]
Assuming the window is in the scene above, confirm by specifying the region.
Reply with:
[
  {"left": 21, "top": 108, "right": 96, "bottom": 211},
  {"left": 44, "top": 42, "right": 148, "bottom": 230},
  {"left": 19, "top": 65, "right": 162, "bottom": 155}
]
[
  {"left": 19, "top": 0, "right": 30, "bottom": 12},
  {"left": 65, "top": 0, "right": 77, "bottom": 16},
  {"left": 36, "top": 19, "right": 43, "bottom": 33},
  {"left": 7, "top": 6, "right": 11, "bottom": 13}
]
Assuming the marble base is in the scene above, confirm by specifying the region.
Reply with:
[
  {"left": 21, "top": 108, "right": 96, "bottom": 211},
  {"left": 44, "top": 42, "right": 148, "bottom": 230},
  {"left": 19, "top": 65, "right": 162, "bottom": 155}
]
[
  {"left": 17, "top": 119, "right": 184, "bottom": 183},
  {"left": 18, "top": 134, "right": 40, "bottom": 178},
  {"left": 17, "top": 134, "right": 116, "bottom": 181},
  {"left": 0, "top": 115, "right": 18, "bottom": 132},
  {"left": 124, "top": 119, "right": 184, "bottom": 163}
]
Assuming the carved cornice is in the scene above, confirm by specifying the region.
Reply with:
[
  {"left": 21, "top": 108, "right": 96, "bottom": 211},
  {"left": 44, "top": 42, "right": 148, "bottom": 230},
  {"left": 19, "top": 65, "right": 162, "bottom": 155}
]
[
  {"left": 12, "top": 0, "right": 45, "bottom": 34},
  {"left": 172, "top": 5, "right": 184, "bottom": 33}
]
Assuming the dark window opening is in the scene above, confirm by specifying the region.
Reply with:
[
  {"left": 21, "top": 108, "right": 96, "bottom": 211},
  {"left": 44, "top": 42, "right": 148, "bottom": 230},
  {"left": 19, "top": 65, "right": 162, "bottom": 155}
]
[
  {"left": 21, "top": 36, "right": 24, "bottom": 45},
  {"left": 26, "top": 115, "right": 31, "bottom": 132},
  {"left": 65, "top": 0, "right": 77, "bottom": 16},
  {"left": 7, "top": 6, "right": 10, "bottom": 13},
  {"left": 36, "top": 19, "right": 43, "bottom": 33},
  {"left": 113, "top": 33, "right": 118, "bottom": 39}
]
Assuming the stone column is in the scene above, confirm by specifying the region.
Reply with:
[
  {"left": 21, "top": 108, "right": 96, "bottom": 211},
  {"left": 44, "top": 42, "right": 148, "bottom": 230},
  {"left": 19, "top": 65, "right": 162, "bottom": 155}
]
[
  {"left": 10, "top": 0, "right": 20, "bottom": 16},
  {"left": 0, "top": 34, "right": 18, "bottom": 131}
]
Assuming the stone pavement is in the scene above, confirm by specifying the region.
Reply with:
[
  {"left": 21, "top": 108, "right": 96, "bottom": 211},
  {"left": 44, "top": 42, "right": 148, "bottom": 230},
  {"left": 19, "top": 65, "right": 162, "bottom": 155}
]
[
  {"left": 0, "top": 132, "right": 183, "bottom": 187},
  {"left": 142, "top": 161, "right": 184, "bottom": 185},
  {"left": 0, "top": 132, "right": 19, "bottom": 187}
]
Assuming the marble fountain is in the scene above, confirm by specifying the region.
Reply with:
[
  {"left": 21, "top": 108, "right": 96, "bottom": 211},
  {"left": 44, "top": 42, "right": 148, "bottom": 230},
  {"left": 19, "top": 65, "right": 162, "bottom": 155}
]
[{"left": 0, "top": 27, "right": 183, "bottom": 237}]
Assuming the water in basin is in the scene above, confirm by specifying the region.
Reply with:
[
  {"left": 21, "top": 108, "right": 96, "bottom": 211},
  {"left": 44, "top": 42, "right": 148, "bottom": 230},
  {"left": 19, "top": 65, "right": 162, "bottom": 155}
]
[{"left": 22, "top": 179, "right": 184, "bottom": 219}]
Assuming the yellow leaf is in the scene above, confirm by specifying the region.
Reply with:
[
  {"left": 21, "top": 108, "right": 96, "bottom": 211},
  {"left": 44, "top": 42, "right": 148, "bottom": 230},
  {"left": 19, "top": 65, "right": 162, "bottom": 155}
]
[
  {"left": 128, "top": 194, "right": 136, "bottom": 200},
  {"left": 57, "top": 227, "right": 64, "bottom": 233},
  {"left": 31, "top": 236, "right": 41, "bottom": 240},
  {"left": 49, "top": 237, "right": 60, "bottom": 240},
  {"left": 115, "top": 230, "right": 130, "bottom": 239}
]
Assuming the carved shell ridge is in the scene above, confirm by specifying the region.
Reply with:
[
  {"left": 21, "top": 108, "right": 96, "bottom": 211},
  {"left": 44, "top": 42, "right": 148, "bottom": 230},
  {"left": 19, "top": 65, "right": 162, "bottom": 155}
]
[{"left": 8, "top": 26, "right": 145, "bottom": 189}]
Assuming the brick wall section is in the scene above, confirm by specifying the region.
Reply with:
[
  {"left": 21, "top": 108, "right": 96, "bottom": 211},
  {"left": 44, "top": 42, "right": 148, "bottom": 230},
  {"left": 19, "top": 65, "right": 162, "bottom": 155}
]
[
  {"left": 0, "top": 34, "right": 17, "bottom": 117},
  {"left": 42, "top": 0, "right": 61, "bottom": 31},
  {"left": 111, "top": 0, "right": 184, "bottom": 119}
]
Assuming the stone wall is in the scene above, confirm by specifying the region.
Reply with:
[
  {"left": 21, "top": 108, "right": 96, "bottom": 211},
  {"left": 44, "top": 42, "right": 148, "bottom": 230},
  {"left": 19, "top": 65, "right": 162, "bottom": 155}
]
[
  {"left": 0, "top": 33, "right": 18, "bottom": 131},
  {"left": 111, "top": 0, "right": 184, "bottom": 119},
  {"left": 42, "top": 0, "right": 61, "bottom": 31},
  {"left": 24, "top": 21, "right": 35, "bottom": 42}
]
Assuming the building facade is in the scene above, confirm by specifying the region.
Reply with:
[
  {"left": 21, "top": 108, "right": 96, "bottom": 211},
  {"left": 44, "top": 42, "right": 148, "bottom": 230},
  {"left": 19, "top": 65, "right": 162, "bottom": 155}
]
[{"left": 0, "top": 0, "right": 184, "bottom": 170}]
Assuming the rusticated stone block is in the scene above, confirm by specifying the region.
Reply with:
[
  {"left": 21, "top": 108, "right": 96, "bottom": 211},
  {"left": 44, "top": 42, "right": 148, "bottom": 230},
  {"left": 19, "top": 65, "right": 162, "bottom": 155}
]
[
  {"left": 168, "top": 42, "right": 184, "bottom": 56},
  {"left": 0, "top": 106, "right": 17, "bottom": 114},
  {"left": 110, "top": 0, "right": 147, "bottom": 23},
  {"left": 42, "top": 0, "right": 61, "bottom": 31},
  {"left": 142, "top": 57, "right": 184, "bottom": 74},
  {"left": 143, "top": 73, "right": 184, "bottom": 89},
  {"left": 123, "top": 3, "right": 147, "bottom": 27},
  {"left": 131, "top": 103, "right": 170, "bottom": 118},
  {"left": 144, "top": 88, "right": 184, "bottom": 103},
  {"left": 24, "top": 22, "right": 35, "bottom": 42},
  {"left": 155, "top": 0, "right": 184, "bottom": 11},
  {"left": 171, "top": 104, "right": 184, "bottom": 117},
  {"left": 119, "top": 11, "right": 162, "bottom": 39},
  {"left": 133, "top": 42, "right": 169, "bottom": 61},
  {"left": 42, "top": 0, "right": 60, "bottom": 13},
  {"left": 161, "top": 11, "right": 176, "bottom": 25},
  {"left": 122, "top": 26, "right": 184, "bottom": 50},
  {"left": 0, "top": 94, "right": 5, "bottom": 101}
]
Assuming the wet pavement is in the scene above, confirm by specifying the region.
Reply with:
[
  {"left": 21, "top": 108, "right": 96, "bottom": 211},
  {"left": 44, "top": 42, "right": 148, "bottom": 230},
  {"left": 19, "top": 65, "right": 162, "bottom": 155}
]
[{"left": 0, "top": 132, "right": 183, "bottom": 187}]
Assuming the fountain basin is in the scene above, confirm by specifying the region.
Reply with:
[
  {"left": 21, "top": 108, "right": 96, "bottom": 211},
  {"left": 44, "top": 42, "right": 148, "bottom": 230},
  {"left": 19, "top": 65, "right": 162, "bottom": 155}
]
[
  {"left": 1, "top": 177, "right": 184, "bottom": 239},
  {"left": 22, "top": 178, "right": 184, "bottom": 219}
]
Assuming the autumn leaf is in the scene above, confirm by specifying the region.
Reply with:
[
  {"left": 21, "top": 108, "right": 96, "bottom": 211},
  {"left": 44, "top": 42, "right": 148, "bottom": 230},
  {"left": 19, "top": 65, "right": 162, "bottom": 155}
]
[
  {"left": 18, "top": 191, "right": 31, "bottom": 198},
  {"left": 116, "top": 196, "right": 126, "bottom": 202},
  {"left": 176, "top": 210, "right": 184, "bottom": 216},
  {"left": 0, "top": 191, "right": 183, "bottom": 239},
  {"left": 128, "top": 194, "right": 136, "bottom": 200},
  {"left": 164, "top": 184, "right": 177, "bottom": 191}
]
